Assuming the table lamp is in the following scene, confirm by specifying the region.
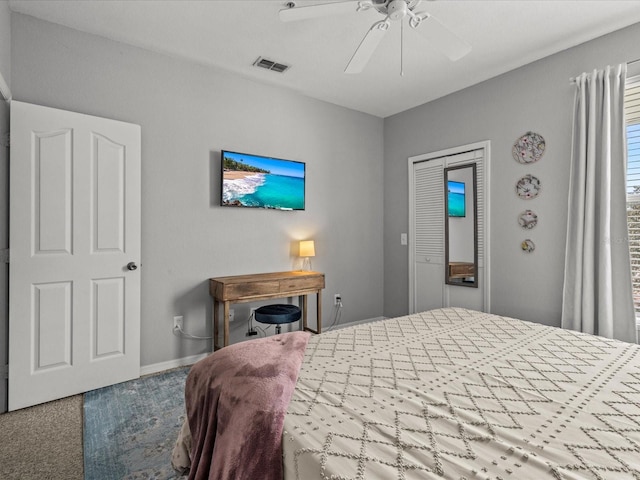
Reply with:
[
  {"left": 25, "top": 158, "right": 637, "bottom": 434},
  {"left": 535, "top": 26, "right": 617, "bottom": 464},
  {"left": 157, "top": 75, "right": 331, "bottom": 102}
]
[{"left": 299, "top": 240, "right": 315, "bottom": 271}]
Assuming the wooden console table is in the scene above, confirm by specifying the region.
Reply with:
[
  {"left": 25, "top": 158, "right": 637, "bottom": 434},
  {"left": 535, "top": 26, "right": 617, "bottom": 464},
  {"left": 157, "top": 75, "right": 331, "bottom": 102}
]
[{"left": 210, "top": 271, "right": 325, "bottom": 350}]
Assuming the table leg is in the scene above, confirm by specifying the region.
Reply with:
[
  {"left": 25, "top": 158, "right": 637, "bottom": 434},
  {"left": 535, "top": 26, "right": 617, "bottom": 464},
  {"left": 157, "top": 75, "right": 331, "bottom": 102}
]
[
  {"left": 223, "top": 301, "right": 230, "bottom": 348},
  {"left": 301, "top": 295, "right": 308, "bottom": 331},
  {"left": 316, "top": 290, "right": 322, "bottom": 334},
  {"left": 301, "top": 291, "right": 322, "bottom": 335},
  {"left": 213, "top": 299, "right": 220, "bottom": 351}
]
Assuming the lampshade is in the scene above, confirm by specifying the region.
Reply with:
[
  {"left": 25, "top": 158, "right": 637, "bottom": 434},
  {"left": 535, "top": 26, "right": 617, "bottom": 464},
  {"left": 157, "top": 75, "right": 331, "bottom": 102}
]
[{"left": 299, "top": 240, "right": 315, "bottom": 257}]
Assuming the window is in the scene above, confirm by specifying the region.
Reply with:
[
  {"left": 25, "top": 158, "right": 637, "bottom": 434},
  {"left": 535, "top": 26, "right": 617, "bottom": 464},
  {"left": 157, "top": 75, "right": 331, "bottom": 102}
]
[{"left": 625, "top": 75, "right": 640, "bottom": 317}]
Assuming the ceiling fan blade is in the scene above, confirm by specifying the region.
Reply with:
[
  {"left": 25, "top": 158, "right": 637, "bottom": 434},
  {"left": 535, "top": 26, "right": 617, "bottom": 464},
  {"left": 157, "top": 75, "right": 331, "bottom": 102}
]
[
  {"left": 279, "top": 1, "right": 360, "bottom": 22},
  {"left": 412, "top": 14, "right": 471, "bottom": 61},
  {"left": 345, "top": 20, "right": 389, "bottom": 74}
]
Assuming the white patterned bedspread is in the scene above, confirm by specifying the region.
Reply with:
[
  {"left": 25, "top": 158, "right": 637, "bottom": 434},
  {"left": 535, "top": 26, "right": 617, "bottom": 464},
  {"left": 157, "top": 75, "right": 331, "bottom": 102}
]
[{"left": 282, "top": 308, "right": 640, "bottom": 480}]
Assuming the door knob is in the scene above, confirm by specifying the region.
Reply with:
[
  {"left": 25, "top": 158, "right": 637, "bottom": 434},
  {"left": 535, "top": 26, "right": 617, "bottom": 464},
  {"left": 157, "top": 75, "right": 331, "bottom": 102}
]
[{"left": 126, "top": 262, "right": 138, "bottom": 271}]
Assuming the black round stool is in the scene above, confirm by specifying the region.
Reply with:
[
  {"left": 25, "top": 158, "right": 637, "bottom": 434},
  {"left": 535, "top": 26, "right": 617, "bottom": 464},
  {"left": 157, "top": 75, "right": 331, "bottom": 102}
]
[{"left": 254, "top": 304, "right": 302, "bottom": 334}]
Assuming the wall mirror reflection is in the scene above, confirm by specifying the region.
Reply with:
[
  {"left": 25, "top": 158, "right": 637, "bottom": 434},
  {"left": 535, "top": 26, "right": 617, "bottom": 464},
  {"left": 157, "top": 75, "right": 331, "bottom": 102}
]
[{"left": 444, "top": 164, "right": 478, "bottom": 288}]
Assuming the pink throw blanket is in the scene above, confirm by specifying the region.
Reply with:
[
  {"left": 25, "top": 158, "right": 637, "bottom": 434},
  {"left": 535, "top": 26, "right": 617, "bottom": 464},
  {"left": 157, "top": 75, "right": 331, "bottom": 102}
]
[{"left": 176, "top": 331, "right": 311, "bottom": 480}]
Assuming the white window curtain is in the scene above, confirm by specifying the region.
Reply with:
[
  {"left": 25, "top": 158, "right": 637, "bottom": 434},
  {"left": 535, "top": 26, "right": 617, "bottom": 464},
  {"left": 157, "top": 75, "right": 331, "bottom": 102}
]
[{"left": 562, "top": 63, "right": 637, "bottom": 343}]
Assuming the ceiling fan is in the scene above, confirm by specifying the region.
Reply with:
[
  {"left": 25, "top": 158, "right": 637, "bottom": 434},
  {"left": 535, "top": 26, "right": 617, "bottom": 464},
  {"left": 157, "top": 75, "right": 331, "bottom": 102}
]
[{"left": 279, "top": 0, "right": 471, "bottom": 74}]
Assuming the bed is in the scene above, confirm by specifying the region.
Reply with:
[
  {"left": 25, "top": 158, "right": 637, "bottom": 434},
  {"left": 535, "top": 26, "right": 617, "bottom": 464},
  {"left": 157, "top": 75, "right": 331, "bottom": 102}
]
[{"left": 174, "top": 307, "right": 640, "bottom": 479}]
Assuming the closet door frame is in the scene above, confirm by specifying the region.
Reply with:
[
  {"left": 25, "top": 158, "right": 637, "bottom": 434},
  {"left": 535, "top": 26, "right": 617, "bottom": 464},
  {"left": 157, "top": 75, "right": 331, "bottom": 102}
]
[{"left": 408, "top": 140, "right": 491, "bottom": 314}]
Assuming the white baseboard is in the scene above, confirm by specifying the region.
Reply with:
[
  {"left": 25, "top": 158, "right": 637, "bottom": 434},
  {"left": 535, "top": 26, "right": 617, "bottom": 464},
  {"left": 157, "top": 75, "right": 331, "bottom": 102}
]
[
  {"left": 140, "top": 352, "right": 209, "bottom": 376},
  {"left": 140, "top": 316, "right": 388, "bottom": 376},
  {"left": 329, "top": 316, "right": 386, "bottom": 330}
]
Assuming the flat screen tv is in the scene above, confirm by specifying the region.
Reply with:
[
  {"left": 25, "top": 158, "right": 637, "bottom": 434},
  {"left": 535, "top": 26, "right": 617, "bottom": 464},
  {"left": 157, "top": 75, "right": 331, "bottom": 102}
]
[
  {"left": 220, "top": 150, "right": 305, "bottom": 210},
  {"left": 447, "top": 180, "right": 465, "bottom": 217}
]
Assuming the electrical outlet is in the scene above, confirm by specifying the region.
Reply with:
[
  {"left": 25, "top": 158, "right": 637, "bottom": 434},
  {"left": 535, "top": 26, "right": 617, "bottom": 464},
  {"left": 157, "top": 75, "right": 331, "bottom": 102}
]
[
  {"left": 229, "top": 309, "right": 235, "bottom": 322},
  {"left": 173, "top": 315, "right": 183, "bottom": 331},
  {"left": 334, "top": 294, "right": 342, "bottom": 306}
]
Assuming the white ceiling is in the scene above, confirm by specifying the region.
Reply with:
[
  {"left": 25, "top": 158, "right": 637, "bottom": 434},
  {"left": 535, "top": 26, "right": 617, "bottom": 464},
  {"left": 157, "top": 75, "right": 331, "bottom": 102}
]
[{"left": 9, "top": 0, "right": 640, "bottom": 118}]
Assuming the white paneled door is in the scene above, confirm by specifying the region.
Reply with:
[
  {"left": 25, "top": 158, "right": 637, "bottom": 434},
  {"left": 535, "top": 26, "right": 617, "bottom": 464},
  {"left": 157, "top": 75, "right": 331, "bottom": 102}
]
[{"left": 8, "top": 102, "right": 141, "bottom": 410}]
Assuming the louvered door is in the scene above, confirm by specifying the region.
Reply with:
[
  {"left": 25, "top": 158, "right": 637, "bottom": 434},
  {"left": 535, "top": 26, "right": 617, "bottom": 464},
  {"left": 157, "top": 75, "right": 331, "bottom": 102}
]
[{"left": 411, "top": 157, "right": 445, "bottom": 312}]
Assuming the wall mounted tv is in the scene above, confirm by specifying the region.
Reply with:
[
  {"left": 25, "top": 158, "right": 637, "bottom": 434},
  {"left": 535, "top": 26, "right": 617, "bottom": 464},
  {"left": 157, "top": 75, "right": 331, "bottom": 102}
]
[
  {"left": 447, "top": 180, "right": 466, "bottom": 217},
  {"left": 221, "top": 150, "right": 305, "bottom": 210}
]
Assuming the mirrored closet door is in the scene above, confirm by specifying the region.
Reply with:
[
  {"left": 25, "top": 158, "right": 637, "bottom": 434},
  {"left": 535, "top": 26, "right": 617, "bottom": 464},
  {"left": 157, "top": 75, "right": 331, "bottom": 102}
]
[{"left": 408, "top": 142, "right": 489, "bottom": 314}]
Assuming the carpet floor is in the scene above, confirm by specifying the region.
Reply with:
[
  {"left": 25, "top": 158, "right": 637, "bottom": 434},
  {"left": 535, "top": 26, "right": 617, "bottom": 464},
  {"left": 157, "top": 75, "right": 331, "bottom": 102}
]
[{"left": 0, "top": 394, "right": 84, "bottom": 480}]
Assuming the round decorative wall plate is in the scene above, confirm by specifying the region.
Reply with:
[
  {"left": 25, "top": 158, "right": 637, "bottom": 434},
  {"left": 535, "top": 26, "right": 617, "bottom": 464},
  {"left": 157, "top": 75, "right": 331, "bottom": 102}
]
[
  {"left": 518, "top": 210, "right": 538, "bottom": 229},
  {"left": 516, "top": 174, "right": 541, "bottom": 199},
  {"left": 521, "top": 239, "right": 535, "bottom": 253},
  {"left": 512, "top": 131, "right": 546, "bottom": 164}
]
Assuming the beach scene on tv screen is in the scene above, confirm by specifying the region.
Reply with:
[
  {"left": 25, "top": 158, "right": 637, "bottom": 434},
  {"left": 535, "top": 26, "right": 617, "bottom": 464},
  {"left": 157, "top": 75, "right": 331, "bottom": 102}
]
[
  {"left": 448, "top": 181, "right": 465, "bottom": 217},
  {"left": 222, "top": 151, "right": 305, "bottom": 210}
]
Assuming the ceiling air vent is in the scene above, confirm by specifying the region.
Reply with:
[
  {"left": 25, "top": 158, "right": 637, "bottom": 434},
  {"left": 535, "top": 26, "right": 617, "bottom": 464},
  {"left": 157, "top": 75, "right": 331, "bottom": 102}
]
[{"left": 253, "top": 57, "right": 290, "bottom": 74}]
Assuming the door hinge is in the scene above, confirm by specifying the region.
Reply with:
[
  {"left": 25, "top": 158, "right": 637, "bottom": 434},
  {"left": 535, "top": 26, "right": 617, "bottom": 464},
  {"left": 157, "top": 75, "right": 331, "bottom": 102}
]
[
  {"left": 0, "top": 132, "right": 8, "bottom": 148},
  {"left": 0, "top": 249, "right": 8, "bottom": 263}
]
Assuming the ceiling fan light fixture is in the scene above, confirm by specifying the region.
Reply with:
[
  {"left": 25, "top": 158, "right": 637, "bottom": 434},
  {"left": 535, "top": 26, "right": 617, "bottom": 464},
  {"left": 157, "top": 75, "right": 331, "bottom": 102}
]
[{"left": 387, "top": 0, "right": 408, "bottom": 21}]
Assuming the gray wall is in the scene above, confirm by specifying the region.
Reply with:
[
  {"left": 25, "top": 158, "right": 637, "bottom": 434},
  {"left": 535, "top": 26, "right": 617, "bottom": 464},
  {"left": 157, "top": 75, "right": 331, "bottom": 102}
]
[
  {"left": 0, "top": 1, "right": 9, "bottom": 83},
  {"left": 0, "top": 0, "right": 10, "bottom": 413},
  {"left": 9, "top": 13, "right": 384, "bottom": 370},
  {"left": 7, "top": 8, "right": 640, "bottom": 411},
  {"left": 384, "top": 22, "right": 640, "bottom": 325}
]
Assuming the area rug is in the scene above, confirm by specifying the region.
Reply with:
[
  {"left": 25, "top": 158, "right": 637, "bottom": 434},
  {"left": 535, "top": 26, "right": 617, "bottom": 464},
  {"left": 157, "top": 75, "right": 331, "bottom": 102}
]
[{"left": 83, "top": 367, "right": 190, "bottom": 480}]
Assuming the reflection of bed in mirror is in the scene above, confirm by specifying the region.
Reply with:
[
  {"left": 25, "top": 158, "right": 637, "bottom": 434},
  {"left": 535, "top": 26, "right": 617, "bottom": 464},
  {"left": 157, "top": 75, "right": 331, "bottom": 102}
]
[{"left": 173, "top": 307, "right": 640, "bottom": 479}]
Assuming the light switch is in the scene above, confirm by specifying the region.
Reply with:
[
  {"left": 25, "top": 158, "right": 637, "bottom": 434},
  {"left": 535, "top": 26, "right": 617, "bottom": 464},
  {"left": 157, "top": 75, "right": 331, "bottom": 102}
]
[{"left": 401, "top": 233, "right": 408, "bottom": 245}]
